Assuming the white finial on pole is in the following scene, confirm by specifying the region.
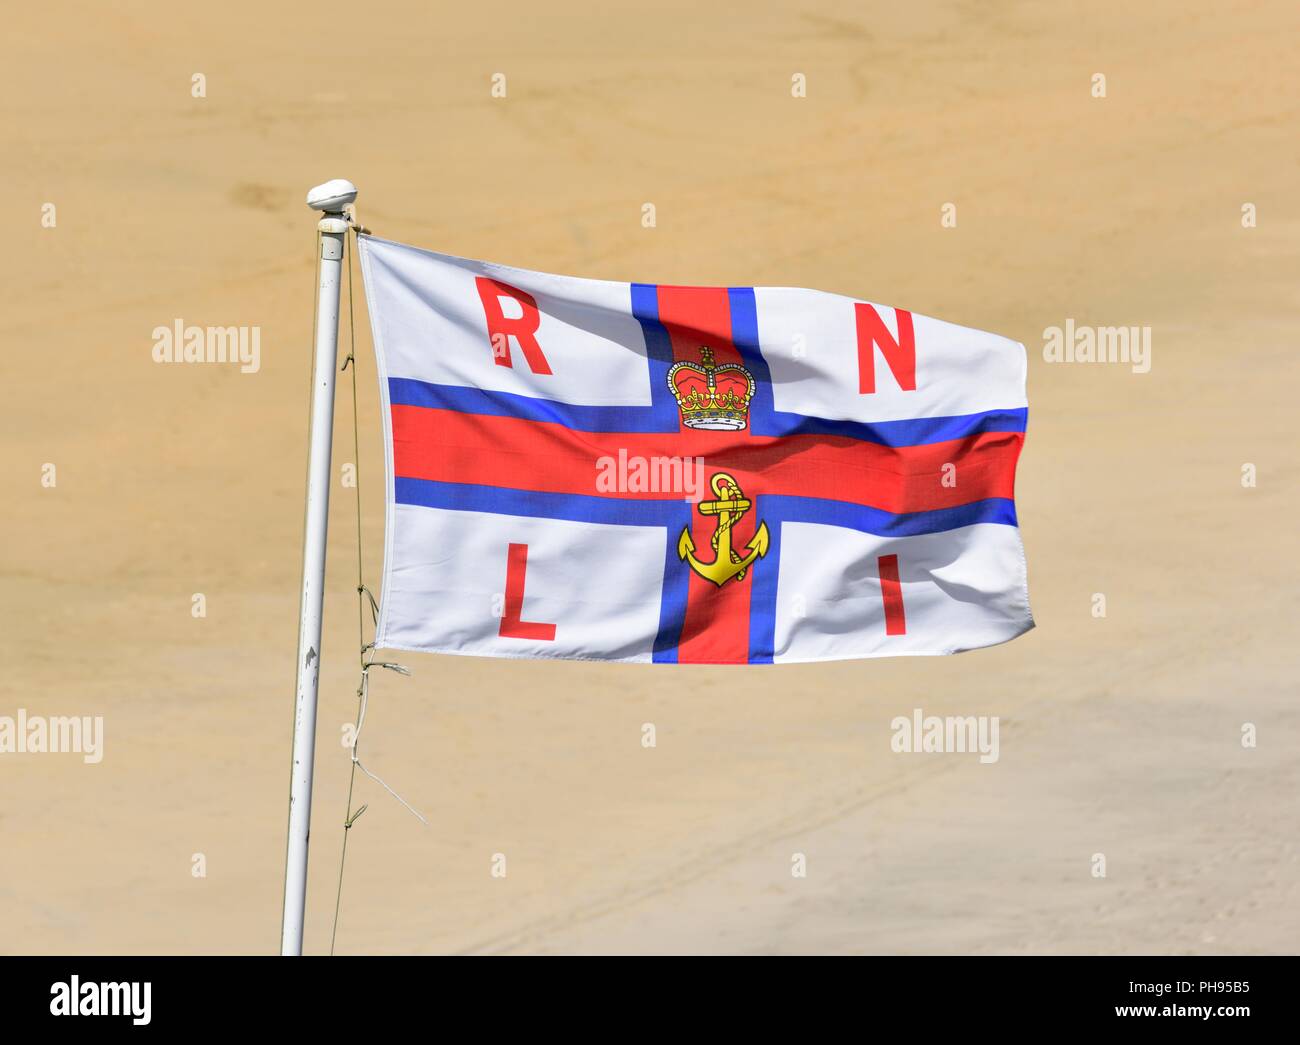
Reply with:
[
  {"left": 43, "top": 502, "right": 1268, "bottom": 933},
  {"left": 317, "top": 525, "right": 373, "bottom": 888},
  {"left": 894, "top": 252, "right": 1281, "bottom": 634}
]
[{"left": 281, "top": 179, "right": 357, "bottom": 955}]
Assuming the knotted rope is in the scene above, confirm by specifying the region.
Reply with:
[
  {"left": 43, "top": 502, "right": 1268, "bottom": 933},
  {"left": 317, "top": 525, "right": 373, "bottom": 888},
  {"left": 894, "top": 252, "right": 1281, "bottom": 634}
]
[{"left": 330, "top": 217, "right": 427, "bottom": 956}]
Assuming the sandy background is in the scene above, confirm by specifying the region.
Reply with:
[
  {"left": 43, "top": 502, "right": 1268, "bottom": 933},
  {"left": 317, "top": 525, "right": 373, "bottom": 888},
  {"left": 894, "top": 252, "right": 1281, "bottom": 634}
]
[{"left": 2, "top": 1, "right": 1297, "bottom": 954}]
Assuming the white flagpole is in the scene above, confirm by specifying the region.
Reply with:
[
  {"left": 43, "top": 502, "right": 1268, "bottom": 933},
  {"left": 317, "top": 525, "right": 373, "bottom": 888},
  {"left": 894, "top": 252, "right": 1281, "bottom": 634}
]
[{"left": 281, "top": 179, "right": 358, "bottom": 956}]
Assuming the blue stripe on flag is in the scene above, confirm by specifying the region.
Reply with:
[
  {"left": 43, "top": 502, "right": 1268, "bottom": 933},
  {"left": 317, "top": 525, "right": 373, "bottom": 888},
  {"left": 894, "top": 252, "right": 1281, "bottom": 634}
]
[
  {"left": 631, "top": 283, "right": 684, "bottom": 433},
  {"left": 393, "top": 476, "right": 693, "bottom": 525},
  {"left": 388, "top": 377, "right": 675, "bottom": 433},
  {"left": 760, "top": 494, "right": 1018, "bottom": 535},
  {"left": 653, "top": 525, "right": 691, "bottom": 664},
  {"left": 727, "top": 286, "right": 777, "bottom": 422},
  {"left": 760, "top": 407, "right": 1028, "bottom": 444},
  {"left": 389, "top": 376, "right": 1025, "bottom": 447},
  {"left": 747, "top": 518, "right": 781, "bottom": 664},
  {"left": 393, "top": 479, "right": 1016, "bottom": 537}
]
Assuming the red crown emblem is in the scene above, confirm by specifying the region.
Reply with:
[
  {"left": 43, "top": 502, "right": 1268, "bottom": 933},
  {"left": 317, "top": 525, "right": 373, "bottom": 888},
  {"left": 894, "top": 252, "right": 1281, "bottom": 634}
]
[{"left": 667, "top": 347, "right": 755, "bottom": 431}]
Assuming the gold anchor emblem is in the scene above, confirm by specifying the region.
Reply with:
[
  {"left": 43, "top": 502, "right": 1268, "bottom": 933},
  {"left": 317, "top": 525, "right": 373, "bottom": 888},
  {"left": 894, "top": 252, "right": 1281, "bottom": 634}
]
[{"left": 678, "top": 472, "right": 770, "bottom": 587}]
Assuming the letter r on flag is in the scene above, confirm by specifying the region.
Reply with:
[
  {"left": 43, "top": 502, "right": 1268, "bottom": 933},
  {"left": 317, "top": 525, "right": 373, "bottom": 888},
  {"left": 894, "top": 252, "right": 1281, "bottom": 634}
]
[{"left": 475, "top": 277, "right": 552, "bottom": 375}]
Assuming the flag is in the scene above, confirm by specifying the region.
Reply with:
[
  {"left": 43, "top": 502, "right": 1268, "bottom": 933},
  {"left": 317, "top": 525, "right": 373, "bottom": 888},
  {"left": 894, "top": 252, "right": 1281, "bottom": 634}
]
[{"left": 357, "top": 234, "right": 1032, "bottom": 664}]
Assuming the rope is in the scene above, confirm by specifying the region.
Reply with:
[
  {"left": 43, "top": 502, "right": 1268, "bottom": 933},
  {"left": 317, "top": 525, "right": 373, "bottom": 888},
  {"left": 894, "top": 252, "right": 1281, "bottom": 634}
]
[
  {"left": 329, "top": 219, "right": 426, "bottom": 957},
  {"left": 708, "top": 474, "right": 746, "bottom": 565}
]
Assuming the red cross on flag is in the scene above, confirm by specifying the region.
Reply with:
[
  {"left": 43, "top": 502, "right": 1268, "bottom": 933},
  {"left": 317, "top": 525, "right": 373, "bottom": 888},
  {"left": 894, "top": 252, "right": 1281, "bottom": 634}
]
[{"left": 357, "top": 234, "right": 1032, "bottom": 664}]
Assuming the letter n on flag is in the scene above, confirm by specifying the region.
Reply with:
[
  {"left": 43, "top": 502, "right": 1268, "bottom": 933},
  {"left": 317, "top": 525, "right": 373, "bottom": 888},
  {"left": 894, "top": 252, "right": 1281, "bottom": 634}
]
[{"left": 357, "top": 234, "right": 1033, "bottom": 664}]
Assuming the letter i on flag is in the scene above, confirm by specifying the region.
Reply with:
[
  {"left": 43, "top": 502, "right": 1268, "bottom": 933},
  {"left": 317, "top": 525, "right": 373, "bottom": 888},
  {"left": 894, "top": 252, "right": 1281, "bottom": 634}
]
[{"left": 357, "top": 235, "right": 1032, "bottom": 664}]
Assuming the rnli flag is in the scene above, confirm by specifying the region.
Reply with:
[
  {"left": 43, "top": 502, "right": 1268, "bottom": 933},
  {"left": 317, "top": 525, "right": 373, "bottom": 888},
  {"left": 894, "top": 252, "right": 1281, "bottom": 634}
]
[{"left": 358, "top": 235, "right": 1032, "bottom": 664}]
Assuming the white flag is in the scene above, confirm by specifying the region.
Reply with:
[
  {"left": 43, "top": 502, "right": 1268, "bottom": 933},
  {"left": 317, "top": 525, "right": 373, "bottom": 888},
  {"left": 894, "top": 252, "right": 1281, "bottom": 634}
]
[{"left": 359, "top": 234, "right": 1032, "bottom": 664}]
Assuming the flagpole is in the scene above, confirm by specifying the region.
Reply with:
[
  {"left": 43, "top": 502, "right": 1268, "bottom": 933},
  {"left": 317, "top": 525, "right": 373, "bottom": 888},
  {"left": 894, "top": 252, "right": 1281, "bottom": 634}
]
[{"left": 281, "top": 179, "right": 357, "bottom": 956}]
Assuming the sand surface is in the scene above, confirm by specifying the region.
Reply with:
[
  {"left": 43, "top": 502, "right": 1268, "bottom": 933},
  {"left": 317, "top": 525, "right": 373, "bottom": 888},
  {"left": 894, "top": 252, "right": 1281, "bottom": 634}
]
[{"left": 2, "top": 1, "right": 1297, "bottom": 954}]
